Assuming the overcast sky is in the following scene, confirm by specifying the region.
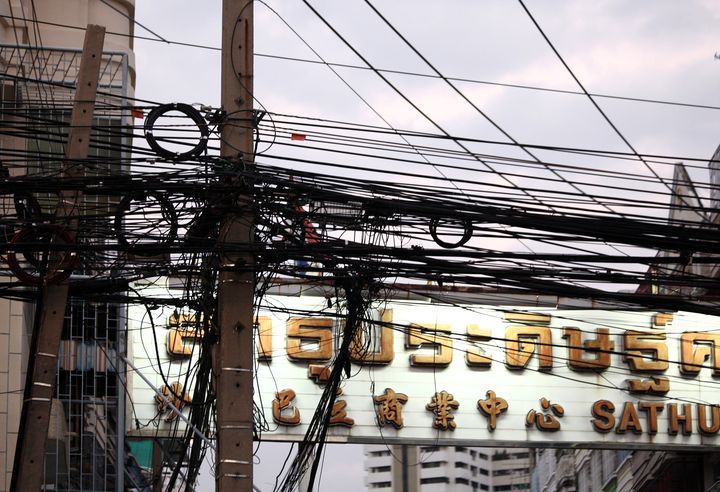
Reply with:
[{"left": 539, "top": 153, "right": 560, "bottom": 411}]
[{"left": 132, "top": 1, "right": 720, "bottom": 490}]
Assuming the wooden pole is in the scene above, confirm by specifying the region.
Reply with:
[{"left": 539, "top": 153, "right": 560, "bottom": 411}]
[
  {"left": 10, "top": 24, "right": 105, "bottom": 492},
  {"left": 216, "top": 1, "right": 254, "bottom": 491}
]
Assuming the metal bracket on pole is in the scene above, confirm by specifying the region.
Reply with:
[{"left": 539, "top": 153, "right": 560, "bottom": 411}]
[{"left": 10, "top": 24, "right": 105, "bottom": 492}]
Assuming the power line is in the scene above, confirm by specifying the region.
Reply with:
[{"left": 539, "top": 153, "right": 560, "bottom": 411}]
[
  {"left": 515, "top": 0, "right": 705, "bottom": 217},
  {"left": 3, "top": 12, "right": 720, "bottom": 114}
]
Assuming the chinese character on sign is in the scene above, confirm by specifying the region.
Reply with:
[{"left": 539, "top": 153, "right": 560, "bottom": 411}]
[
  {"left": 477, "top": 390, "right": 508, "bottom": 431},
  {"left": 273, "top": 388, "right": 301, "bottom": 426},
  {"left": 526, "top": 397, "right": 564, "bottom": 431},
  {"left": 155, "top": 382, "right": 192, "bottom": 422},
  {"left": 329, "top": 388, "right": 354, "bottom": 427},
  {"left": 374, "top": 388, "right": 408, "bottom": 429},
  {"left": 426, "top": 390, "right": 459, "bottom": 431}
]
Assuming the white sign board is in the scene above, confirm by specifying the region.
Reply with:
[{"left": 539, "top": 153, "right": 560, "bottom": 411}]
[{"left": 128, "top": 289, "right": 720, "bottom": 449}]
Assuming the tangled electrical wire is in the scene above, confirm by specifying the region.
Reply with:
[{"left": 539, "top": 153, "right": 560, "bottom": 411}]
[{"left": 3, "top": 75, "right": 720, "bottom": 490}]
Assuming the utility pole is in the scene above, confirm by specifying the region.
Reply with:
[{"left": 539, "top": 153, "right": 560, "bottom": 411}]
[
  {"left": 216, "top": 1, "right": 254, "bottom": 491},
  {"left": 10, "top": 25, "right": 105, "bottom": 492}
]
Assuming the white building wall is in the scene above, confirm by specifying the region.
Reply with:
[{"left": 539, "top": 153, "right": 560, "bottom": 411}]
[{"left": 365, "top": 445, "right": 529, "bottom": 491}]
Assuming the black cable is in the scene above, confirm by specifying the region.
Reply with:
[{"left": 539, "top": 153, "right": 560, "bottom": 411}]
[{"left": 515, "top": 0, "right": 703, "bottom": 215}]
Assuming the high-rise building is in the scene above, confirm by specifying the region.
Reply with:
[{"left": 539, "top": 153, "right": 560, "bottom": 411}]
[
  {"left": 0, "top": 1, "right": 135, "bottom": 489},
  {"left": 365, "top": 445, "right": 531, "bottom": 491}
]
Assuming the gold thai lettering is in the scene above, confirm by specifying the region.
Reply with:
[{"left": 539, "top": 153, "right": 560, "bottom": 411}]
[
  {"left": 168, "top": 311, "right": 202, "bottom": 327},
  {"left": 166, "top": 311, "right": 203, "bottom": 357},
  {"left": 406, "top": 323, "right": 452, "bottom": 367},
  {"left": 680, "top": 332, "right": 720, "bottom": 376},
  {"left": 350, "top": 310, "right": 394, "bottom": 364},
  {"left": 627, "top": 377, "right": 669, "bottom": 395},
  {"left": 256, "top": 316, "right": 272, "bottom": 361},
  {"left": 167, "top": 328, "right": 203, "bottom": 357},
  {"left": 504, "top": 312, "right": 552, "bottom": 370},
  {"left": 623, "top": 331, "right": 668, "bottom": 372},
  {"left": 562, "top": 327, "right": 613, "bottom": 371},
  {"left": 466, "top": 324, "right": 492, "bottom": 367},
  {"left": 653, "top": 312, "right": 673, "bottom": 327},
  {"left": 286, "top": 317, "right": 333, "bottom": 361},
  {"left": 308, "top": 364, "right": 331, "bottom": 384}
]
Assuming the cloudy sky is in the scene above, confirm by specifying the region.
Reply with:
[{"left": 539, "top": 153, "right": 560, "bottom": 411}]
[{"left": 131, "top": 1, "right": 720, "bottom": 490}]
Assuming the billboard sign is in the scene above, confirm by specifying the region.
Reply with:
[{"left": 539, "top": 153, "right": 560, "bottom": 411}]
[{"left": 128, "top": 289, "right": 720, "bottom": 449}]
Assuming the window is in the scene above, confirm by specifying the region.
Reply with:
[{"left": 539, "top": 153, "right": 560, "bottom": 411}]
[
  {"left": 480, "top": 468, "right": 489, "bottom": 476},
  {"left": 370, "top": 450, "right": 391, "bottom": 457},
  {"left": 470, "top": 450, "right": 477, "bottom": 458},
  {"left": 421, "top": 477, "right": 450, "bottom": 485},
  {"left": 480, "top": 485, "right": 489, "bottom": 491},
  {"left": 455, "top": 446, "right": 468, "bottom": 453},
  {"left": 493, "top": 469, "right": 512, "bottom": 476},
  {"left": 492, "top": 451, "right": 510, "bottom": 461},
  {"left": 494, "top": 486, "right": 512, "bottom": 491},
  {"left": 422, "top": 461, "right": 446, "bottom": 469},
  {"left": 456, "top": 461, "right": 469, "bottom": 469},
  {"left": 371, "top": 482, "right": 391, "bottom": 489},
  {"left": 456, "top": 478, "right": 470, "bottom": 485},
  {"left": 478, "top": 453, "right": 488, "bottom": 460},
  {"left": 370, "top": 466, "right": 391, "bottom": 473}
]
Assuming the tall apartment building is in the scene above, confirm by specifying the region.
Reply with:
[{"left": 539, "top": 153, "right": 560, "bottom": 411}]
[
  {"left": 365, "top": 445, "right": 531, "bottom": 491},
  {"left": 0, "top": 1, "right": 135, "bottom": 489}
]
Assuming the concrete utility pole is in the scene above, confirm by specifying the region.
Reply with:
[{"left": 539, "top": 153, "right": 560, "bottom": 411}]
[
  {"left": 10, "top": 25, "right": 105, "bottom": 492},
  {"left": 216, "top": 1, "right": 254, "bottom": 491}
]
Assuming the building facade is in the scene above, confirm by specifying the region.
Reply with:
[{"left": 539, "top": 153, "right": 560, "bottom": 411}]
[
  {"left": 0, "top": 1, "right": 135, "bottom": 489},
  {"left": 365, "top": 445, "right": 531, "bottom": 491}
]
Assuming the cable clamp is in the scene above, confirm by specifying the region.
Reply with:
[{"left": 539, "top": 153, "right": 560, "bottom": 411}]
[{"left": 220, "top": 459, "right": 250, "bottom": 465}]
